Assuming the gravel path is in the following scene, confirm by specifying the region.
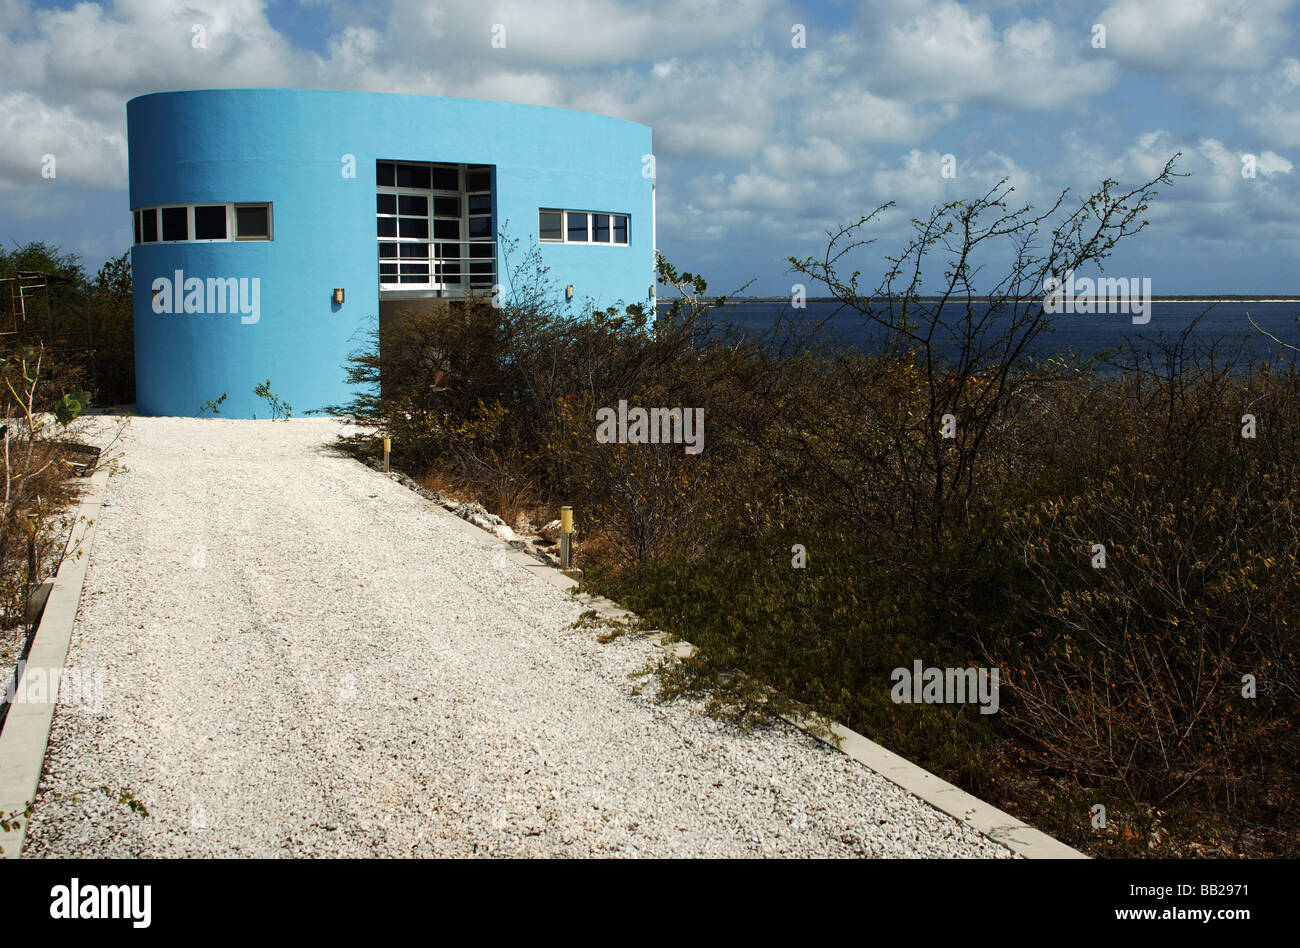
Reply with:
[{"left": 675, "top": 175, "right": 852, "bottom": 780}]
[{"left": 21, "top": 417, "right": 1011, "bottom": 857}]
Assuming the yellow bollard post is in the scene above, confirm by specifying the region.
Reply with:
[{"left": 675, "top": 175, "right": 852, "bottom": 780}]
[
  {"left": 383, "top": 437, "right": 391, "bottom": 473},
  {"left": 559, "top": 506, "right": 576, "bottom": 576}
]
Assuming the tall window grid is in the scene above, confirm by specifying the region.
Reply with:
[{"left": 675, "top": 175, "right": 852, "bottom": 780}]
[{"left": 377, "top": 162, "right": 494, "bottom": 289}]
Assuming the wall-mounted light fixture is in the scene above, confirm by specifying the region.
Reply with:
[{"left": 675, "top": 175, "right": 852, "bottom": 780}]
[
  {"left": 332, "top": 288, "right": 345, "bottom": 304},
  {"left": 565, "top": 284, "right": 574, "bottom": 300}
]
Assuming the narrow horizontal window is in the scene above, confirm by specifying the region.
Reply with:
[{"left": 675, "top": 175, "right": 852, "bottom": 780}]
[{"left": 538, "top": 208, "right": 629, "bottom": 245}]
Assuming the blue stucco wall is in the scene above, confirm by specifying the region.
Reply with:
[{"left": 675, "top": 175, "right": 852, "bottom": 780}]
[{"left": 126, "top": 89, "right": 654, "bottom": 418}]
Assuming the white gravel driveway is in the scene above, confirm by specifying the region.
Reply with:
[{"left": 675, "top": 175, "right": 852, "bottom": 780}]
[{"left": 21, "top": 417, "right": 1011, "bottom": 857}]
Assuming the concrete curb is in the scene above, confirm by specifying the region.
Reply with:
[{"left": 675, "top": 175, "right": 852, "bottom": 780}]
[
  {"left": 0, "top": 466, "right": 110, "bottom": 858},
  {"left": 378, "top": 466, "right": 1087, "bottom": 859}
]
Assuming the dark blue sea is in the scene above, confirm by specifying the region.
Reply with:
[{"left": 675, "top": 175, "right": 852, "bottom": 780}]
[{"left": 664, "top": 299, "right": 1300, "bottom": 366}]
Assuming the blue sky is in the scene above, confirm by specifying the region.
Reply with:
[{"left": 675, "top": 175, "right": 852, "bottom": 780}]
[{"left": 3, "top": 0, "right": 1299, "bottom": 295}]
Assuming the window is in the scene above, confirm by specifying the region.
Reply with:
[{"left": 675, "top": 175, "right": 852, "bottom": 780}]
[
  {"left": 131, "top": 203, "right": 271, "bottom": 244},
  {"left": 161, "top": 206, "right": 189, "bottom": 241},
  {"left": 235, "top": 204, "right": 271, "bottom": 240},
  {"left": 539, "top": 210, "right": 563, "bottom": 241},
  {"left": 538, "top": 208, "right": 630, "bottom": 245},
  {"left": 567, "top": 211, "right": 589, "bottom": 242},
  {"left": 194, "top": 205, "right": 227, "bottom": 240},
  {"left": 397, "top": 164, "right": 431, "bottom": 189},
  {"left": 377, "top": 160, "right": 495, "bottom": 290}
]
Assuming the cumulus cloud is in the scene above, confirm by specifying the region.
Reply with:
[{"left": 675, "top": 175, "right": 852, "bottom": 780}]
[
  {"left": 866, "top": 0, "right": 1118, "bottom": 109},
  {"left": 1097, "top": 0, "right": 1295, "bottom": 73}
]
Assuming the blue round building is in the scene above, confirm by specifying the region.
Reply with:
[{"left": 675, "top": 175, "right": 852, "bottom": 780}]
[{"left": 126, "top": 89, "right": 655, "bottom": 418}]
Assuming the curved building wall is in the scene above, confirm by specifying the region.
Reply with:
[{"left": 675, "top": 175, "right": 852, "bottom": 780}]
[{"left": 126, "top": 89, "right": 654, "bottom": 418}]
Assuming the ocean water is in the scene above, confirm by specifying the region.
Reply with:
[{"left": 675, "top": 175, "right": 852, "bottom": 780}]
[{"left": 666, "top": 299, "right": 1300, "bottom": 366}]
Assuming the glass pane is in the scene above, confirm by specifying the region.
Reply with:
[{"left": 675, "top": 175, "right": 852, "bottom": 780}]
[
  {"left": 134, "top": 211, "right": 142, "bottom": 245},
  {"left": 593, "top": 213, "right": 610, "bottom": 243},
  {"left": 235, "top": 205, "right": 270, "bottom": 239},
  {"left": 436, "top": 242, "right": 462, "bottom": 259},
  {"left": 399, "top": 243, "right": 429, "bottom": 258},
  {"left": 439, "top": 263, "right": 462, "bottom": 279},
  {"left": 468, "top": 216, "right": 491, "bottom": 238},
  {"left": 400, "top": 263, "right": 429, "bottom": 275},
  {"left": 431, "top": 167, "right": 458, "bottom": 190},
  {"left": 194, "top": 205, "right": 227, "bottom": 240},
  {"left": 467, "top": 194, "right": 492, "bottom": 214},
  {"left": 399, "top": 217, "right": 429, "bottom": 239},
  {"left": 396, "top": 164, "right": 431, "bottom": 189},
  {"left": 377, "top": 193, "right": 396, "bottom": 214},
  {"left": 469, "top": 243, "right": 493, "bottom": 259},
  {"left": 377, "top": 162, "right": 395, "bottom": 186},
  {"left": 567, "top": 211, "right": 588, "bottom": 242},
  {"left": 613, "top": 215, "right": 628, "bottom": 243},
  {"left": 539, "top": 210, "right": 563, "bottom": 240},
  {"left": 434, "top": 196, "right": 459, "bottom": 217},
  {"left": 161, "top": 206, "right": 188, "bottom": 241},
  {"left": 398, "top": 194, "right": 427, "bottom": 216},
  {"left": 142, "top": 209, "right": 158, "bottom": 242},
  {"left": 380, "top": 263, "right": 398, "bottom": 275},
  {"left": 466, "top": 169, "right": 490, "bottom": 192},
  {"left": 378, "top": 217, "right": 397, "bottom": 237},
  {"left": 378, "top": 242, "right": 397, "bottom": 258},
  {"left": 433, "top": 219, "right": 459, "bottom": 239}
]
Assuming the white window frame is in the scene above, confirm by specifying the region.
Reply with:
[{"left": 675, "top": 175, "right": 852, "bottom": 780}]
[
  {"left": 538, "top": 208, "right": 629, "bottom": 245},
  {"left": 131, "top": 203, "right": 272, "bottom": 244},
  {"left": 378, "top": 161, "right": 494, "bottom": 291}
]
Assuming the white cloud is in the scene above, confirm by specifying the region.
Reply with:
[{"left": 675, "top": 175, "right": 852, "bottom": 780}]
[
  {"left": 0, "top": 91, "right": 126, "bottom": 189},
  {"left": 1097, "top": 0, "right": 1295, "bottom": 73},
  {"left": 868, "top": 0, "right": 1118, "bottom": 109}
]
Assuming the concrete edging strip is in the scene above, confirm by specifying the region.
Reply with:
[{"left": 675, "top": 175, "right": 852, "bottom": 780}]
[{"left": 0, "top": 465, "right": 110, "bottom": 858}]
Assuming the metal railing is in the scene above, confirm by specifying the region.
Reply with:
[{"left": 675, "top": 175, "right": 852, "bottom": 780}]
[{"left": 379, "top": 238, "right": 496, "bottom": 295}]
